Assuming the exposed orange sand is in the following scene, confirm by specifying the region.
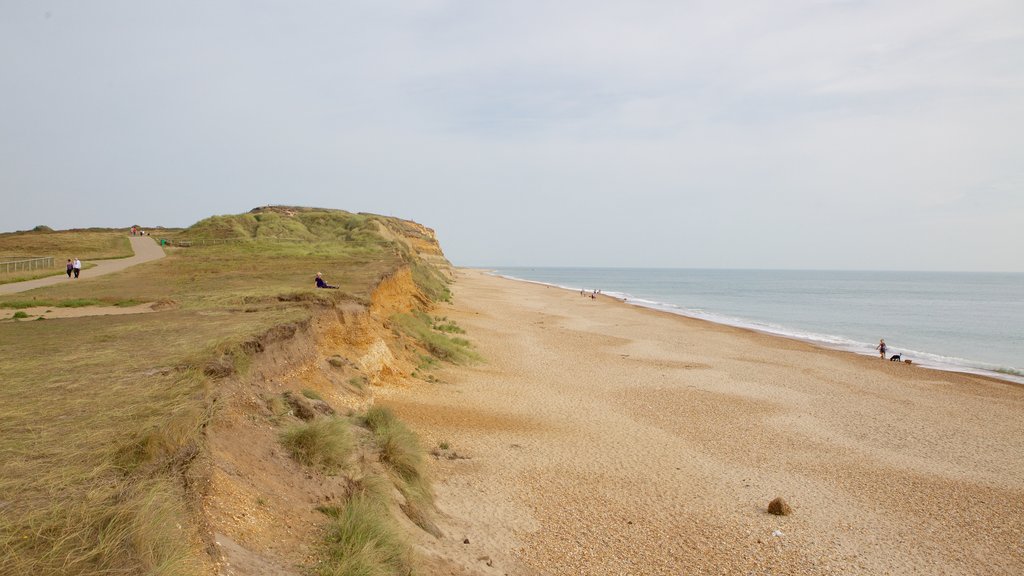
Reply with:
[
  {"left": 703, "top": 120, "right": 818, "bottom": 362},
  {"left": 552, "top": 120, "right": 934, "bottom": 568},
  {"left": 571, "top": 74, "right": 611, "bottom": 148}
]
[{"left": 382, "top": 269, "right": 1024, "bottom": 575}]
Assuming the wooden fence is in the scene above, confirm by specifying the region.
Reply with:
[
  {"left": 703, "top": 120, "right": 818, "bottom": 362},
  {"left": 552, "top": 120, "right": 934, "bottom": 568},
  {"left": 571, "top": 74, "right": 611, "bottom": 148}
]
[{"left": 0, "top": 256, "right": 54, "bottom": 274}]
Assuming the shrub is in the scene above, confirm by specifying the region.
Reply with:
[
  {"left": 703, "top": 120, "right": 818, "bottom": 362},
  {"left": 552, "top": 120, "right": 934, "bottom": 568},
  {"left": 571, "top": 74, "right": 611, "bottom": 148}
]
[
  {"left": 302, "top": 389, "right": 324, "bottom": 401},
  {"left": 12, "top": 311, "right": 28, "bottom": 319},
  {"left": 280, "top": 418, "right": 352, "bottom": 473}
]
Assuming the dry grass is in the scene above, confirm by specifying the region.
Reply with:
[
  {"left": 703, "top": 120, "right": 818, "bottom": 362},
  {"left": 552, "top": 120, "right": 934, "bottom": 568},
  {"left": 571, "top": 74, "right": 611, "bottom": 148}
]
[
  {"left": 0, "top": 228, "right": 134, "bottom": 260},
  {"left": 280, "top": 418, "right": 354, "bottom": 473},
  {"left": 0, "top": 208, "right": 441, "bottom": 574},
  {"left": 0, "top": 229, "right": 136, "bottom": 284},
  {"left": 361, "top": 405, "right": 435, "bottom": 531},
  {"left": 316, "top": 495, "right": 411, "bottom": 576}
]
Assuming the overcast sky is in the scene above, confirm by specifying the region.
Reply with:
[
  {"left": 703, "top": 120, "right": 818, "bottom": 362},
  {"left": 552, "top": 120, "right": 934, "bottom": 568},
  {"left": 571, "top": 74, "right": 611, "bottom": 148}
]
[{"left": 1, "top": 1, "right": 1022, "bottom": 271}]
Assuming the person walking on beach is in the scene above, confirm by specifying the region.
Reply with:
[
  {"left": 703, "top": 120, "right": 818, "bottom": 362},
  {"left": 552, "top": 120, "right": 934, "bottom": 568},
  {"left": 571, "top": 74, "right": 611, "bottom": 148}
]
[
  {"left": 66, "top": 259, "right": 73, "bottom": 278},
  {"left": 876, "top": 338, "right": 887, "bottom": 359},
  {"left": 72, "top": 258, "right": 81, "bottom": 279}
]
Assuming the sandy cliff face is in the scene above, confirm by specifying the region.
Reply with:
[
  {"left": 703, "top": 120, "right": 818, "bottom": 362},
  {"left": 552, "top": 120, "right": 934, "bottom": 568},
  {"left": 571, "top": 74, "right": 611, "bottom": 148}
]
[{"left": 198, "top": 219, "right": 453, "bottom": 574}]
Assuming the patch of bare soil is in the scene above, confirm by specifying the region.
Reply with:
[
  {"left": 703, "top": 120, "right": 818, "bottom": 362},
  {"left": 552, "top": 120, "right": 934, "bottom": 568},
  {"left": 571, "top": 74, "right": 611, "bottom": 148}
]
[{"left": 2, "top": 303, "right": 161, "bottom": 320}]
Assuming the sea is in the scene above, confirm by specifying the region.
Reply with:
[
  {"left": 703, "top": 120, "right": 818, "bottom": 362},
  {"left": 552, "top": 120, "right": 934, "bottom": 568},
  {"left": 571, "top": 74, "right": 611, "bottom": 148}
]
[{"left": 490, "top": 268, "right": 1024, "bottom": 385}]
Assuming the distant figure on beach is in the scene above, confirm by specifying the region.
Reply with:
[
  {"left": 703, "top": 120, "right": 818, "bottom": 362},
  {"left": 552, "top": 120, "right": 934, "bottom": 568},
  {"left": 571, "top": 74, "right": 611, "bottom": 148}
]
[
  {"left": 130, "top": 226, "right": 136, "bottom": 236},
  {"left": 66, "top": 259, "right": 73, "bottom": 278},
  {"left": 315, "top": 272, "right": 338, "bottom": 289},
  {"left": 72, "top": 258, "right": 81, "bottom": 279},
  {"left": 876, "top": 339, "right": 887, "bottom": 359}
]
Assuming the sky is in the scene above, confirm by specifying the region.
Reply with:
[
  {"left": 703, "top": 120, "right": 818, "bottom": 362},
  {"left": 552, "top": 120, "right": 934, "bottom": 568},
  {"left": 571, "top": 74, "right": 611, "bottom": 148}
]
[{"left": 1, "top": 1, "right": 1022, "bottom": 271}]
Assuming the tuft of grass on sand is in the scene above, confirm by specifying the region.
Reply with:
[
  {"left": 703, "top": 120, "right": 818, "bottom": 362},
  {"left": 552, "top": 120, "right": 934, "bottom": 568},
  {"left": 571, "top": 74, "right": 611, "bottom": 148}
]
[
  {"left": 280, "top": 418, "right": 353, "bottom": 473},
  {"left": 393, "top": 310, "right": 478, "bottom": 364},
  {"left": 432, "top": 316, "right": 465, "bottom": 334},
  {"left": 361, "top": 405, "right": 435, "bottom": 529},
  {"left": 316, "top": 495, "right": 411, "bottom": 576}
]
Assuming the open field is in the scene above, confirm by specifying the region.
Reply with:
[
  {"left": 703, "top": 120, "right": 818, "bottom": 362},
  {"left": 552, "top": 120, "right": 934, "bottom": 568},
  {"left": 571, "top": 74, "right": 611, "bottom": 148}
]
[{"left": 0, "top": 208, "right": 451, "bottom": 575}]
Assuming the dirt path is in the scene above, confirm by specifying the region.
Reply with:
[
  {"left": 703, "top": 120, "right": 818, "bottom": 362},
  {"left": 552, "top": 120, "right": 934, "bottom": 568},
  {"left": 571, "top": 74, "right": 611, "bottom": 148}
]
[
  {"left": 381, "top": 269, "right": 1024, "bottom": 576},
  {"left": 0, "top": 236, "right": 165, "bottom": 295}
]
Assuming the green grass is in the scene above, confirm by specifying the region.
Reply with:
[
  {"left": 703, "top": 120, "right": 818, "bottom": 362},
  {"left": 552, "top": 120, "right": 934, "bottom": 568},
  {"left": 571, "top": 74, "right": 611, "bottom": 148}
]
[
  {"left": 0, "top": 298, "right": 103, "bottom": 309},
  {"left": 280, "top": 418, "right": 354, "bottom": 473},
  {"left": 11, "top": 310, "right": 28, "bottom": 319},
  {"left": 432, "top": 316, "right": 465, "bottom": 334},
  {"left": 393, "top": 310, "right": 478, "bottom": 364}
]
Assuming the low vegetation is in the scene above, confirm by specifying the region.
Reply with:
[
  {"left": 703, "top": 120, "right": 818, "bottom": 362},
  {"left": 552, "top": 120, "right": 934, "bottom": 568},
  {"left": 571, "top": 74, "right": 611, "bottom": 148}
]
[
  {"left": 393, "top": 310, "right": 478, "bottom": 364},
  {"left": 317, "top": 495, "right": 411, "bottom": 576},
  {"left": 1, "top": 207, "right": 451, "bottom": 575},
  {"left": 362, "top": 406, "right": 435, "bottom": 529},
  {"left": 280, "top": 418, "right": 354, "bottom": 473}
]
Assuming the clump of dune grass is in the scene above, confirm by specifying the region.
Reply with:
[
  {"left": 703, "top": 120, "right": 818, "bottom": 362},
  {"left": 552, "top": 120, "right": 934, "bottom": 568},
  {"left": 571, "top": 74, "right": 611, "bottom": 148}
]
[
  {"left": 432, "top": 316, "right": 464, "bottom": 334},
  {"left": 302, "top": 388, "right": 324, "bottom": 401},
  {"left": 392, "top": 310, "right": 478, "bottom": 364},
  {"left": 316, "top": 495, "right": 411, "bottom": 576},
  {"left": 361, "top": 406, "right": 435, "bottom": 534},
  {"left": 280, "top": 418, "right": 353, "bottom": 473}
]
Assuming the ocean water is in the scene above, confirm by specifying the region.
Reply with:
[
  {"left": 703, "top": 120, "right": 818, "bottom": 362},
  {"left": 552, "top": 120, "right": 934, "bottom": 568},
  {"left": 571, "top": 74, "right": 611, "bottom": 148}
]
[{"left": 491, "top": 268, "right": 1024, "bottom": 385}]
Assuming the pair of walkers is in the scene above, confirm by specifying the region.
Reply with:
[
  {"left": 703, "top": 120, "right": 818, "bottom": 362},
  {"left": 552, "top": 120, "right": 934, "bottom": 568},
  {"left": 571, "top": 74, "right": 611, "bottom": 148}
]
[{"left": 65, "top": 258, "right": 82, "bottom": 279}]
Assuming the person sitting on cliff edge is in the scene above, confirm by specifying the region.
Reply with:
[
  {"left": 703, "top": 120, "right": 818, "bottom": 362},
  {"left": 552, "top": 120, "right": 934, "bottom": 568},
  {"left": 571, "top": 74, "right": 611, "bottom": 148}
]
[{"left": 315, "top": 272, "right": 338, "bottom": 289}]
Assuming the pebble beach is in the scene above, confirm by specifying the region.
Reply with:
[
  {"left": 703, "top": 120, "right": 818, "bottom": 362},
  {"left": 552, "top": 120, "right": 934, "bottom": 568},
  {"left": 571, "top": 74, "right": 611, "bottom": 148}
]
[{"left": 383, "top": 269, "right": 1024, "bottom": 575}]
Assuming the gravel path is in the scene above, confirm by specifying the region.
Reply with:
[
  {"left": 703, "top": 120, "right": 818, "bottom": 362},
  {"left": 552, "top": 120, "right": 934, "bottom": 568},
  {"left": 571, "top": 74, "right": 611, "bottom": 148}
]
[{"left": 383, "top": 270, "right": 1024, "bottom": 575}]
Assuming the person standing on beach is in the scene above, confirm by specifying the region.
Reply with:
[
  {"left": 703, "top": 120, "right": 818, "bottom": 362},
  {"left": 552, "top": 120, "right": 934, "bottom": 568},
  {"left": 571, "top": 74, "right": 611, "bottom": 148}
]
[
  {"left": 72, "top": 258, "right": 81, "bottom": 279},
  {"left": 877, "top": 338, "right": 887, "bottom": 359}
]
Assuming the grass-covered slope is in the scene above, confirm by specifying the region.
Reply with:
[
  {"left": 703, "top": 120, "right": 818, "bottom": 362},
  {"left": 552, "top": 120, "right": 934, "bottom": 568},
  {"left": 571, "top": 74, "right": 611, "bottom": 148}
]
[{"left": 0, "top": 206, "right": 451, "bottom": 575}]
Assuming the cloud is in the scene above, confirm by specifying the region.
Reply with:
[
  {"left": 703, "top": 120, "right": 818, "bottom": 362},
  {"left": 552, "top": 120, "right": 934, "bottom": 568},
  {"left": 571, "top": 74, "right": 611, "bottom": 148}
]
[{"left": 0, "top": 0, "right": 1022, "bottom": 270}]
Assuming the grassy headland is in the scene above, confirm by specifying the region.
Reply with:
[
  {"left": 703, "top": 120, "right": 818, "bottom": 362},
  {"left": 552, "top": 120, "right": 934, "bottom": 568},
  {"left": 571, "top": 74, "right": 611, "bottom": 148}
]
[
  {"left": 0, "top": 228, "right": 137, "bottom": 284},
  {"left": 0, "top": 207, "right": 458, "bottom": 575}
]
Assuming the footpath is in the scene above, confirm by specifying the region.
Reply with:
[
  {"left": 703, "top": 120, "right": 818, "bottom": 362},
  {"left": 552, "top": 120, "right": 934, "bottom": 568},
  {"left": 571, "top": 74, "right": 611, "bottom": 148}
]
[{"left": 0, "top": 236, "right": 166, "bottom": 296}]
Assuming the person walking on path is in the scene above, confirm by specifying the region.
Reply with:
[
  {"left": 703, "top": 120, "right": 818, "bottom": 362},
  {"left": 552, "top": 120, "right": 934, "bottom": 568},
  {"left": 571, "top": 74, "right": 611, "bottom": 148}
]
[
  {"left": 0, "top": 236, "right": 165, "bottom": 296},
  {"left": 66, "top": 259, "right": 73, "bottom": 278},
  {"left": 72, "top": 258, "right": 82, "bottom": 279},
  {"left": 876, "top": 338, "right": 887, "bottom": 359}
]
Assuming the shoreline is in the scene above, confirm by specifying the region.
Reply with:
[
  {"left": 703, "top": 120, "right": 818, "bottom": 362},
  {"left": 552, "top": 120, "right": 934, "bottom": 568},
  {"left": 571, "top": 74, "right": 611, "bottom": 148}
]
[
  {"left": 484, "top": 268, "right": 1024, "bottom": 387},
  {"left": 385, "top": 268, "right": 1024, "bottom": 575}
]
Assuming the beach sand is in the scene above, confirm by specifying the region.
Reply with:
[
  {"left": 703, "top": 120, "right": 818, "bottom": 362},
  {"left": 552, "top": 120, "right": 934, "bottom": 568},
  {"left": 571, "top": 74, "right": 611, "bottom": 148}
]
[{"left": 381, "top": 269, "right": 1024, "bottom": 575}]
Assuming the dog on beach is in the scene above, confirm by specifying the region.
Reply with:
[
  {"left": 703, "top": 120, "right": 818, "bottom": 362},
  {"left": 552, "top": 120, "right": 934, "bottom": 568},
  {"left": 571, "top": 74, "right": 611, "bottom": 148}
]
[{"left": 890, "top": 354, "right": 902, "bottom": 362}]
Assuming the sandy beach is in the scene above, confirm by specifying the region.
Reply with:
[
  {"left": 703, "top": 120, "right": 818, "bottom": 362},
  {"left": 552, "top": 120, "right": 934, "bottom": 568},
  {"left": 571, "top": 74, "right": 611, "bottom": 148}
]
[{"left": 381, "top": 269, "right": 1024, "bottom": 575}]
